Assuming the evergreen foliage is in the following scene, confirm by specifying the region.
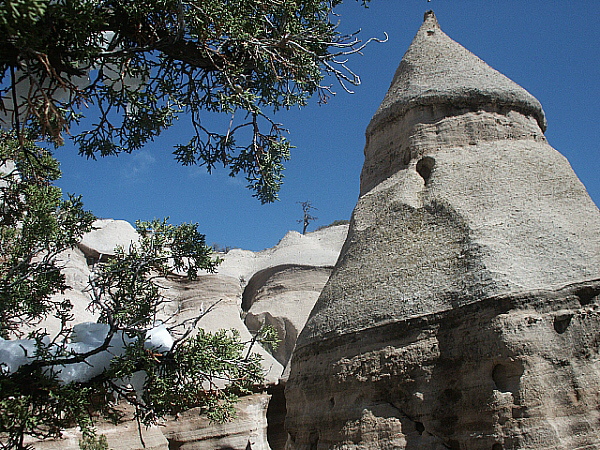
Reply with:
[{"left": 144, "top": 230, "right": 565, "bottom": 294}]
[
  {"left": 0, "top": 1, "right": 374, "bottom": 446},
  {"left": 297, "top": 200, "right": 317, "bottom": 234},
  {"left": 0, "top": 0, "right": 377, "bottom": 203},
  {"left": 0, "top": 132, "right": 96, "bottom": 338},
  {"left": 0, "top": 134, "right": 278, "bottom": 449}
]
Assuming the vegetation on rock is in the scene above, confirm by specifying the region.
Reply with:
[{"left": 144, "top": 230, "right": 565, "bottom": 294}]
[
  {"left": 297, "top": 200, "right": 318, "bottom": 234},
  {"left": 0, "top": 135, "right": 277, "bottom": 449}
]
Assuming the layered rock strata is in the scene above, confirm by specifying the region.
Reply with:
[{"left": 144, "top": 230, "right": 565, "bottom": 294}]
[
  {"left": 285, "top": 11, "right": 600, "bottom": 449},
  {"left": 243, "top": 264, "right": 334, "bottom": 366}
]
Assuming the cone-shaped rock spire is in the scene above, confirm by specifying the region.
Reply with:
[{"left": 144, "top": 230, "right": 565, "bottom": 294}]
[
  {"left": 286, "top": 12, "right": 600, "bottom": 449},
  {"left": 360, "top": 11, "right": 551, "bottom": 195},
  {"left": 300, "top": 12, "right": 599, "bottom": 343},
  {"left": 370, "top": 11, "right": 546, "bottom": 135}
]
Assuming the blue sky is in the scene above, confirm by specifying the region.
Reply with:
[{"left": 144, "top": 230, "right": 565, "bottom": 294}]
[{"left": 55, "top": 2, "right": 599, "bottom": 251}]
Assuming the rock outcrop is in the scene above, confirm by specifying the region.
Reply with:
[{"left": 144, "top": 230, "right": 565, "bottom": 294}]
[
  {"left": 243, "top": 264, "right": 334, "bottom": 366},
  {"left": 163, "top": 394, "right": 272, "bottom": 450},
  {"left": 29, "top": 224, "right": 348, "bottom": 449},
  {"left": 79, "top": 219, "right": 140, "bottom": 262},
  {"left": 285, "top": 11, "right": 600, "bottom": 449}
]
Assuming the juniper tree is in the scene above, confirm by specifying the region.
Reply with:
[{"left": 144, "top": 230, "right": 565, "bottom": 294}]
[
  {"left": 0, "top": 0, "right": 379, "bottom": 203},
  {"left": 0, "top": 134, "right": 278, "bottom": 448},
  {"left": 297, "top": 200, "right": 318, "bottom": 234},
  {"left": 0, "top": 1, "right": 378, "bottom": 446}
]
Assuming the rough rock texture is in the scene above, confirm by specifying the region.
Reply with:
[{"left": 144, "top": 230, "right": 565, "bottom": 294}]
[
  {"left": 28, "top": 225, "right": 348, "bottom": 450},
  {"left": 285, "top": 11, "right": 600, "bottom": 449},
  {"left": 163, "top": 394, "right": 272, "bottom": 449},
  {"left": 360, "top": 11, "right": 547, "bottom": 196},
  {"left": 243, "top": 264, "right": 334, "bottom": 366}
]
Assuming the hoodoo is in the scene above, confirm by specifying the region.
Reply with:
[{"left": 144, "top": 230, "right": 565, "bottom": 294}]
[{"left": 285, "top": 11, "right": 600, "bottom": 449}]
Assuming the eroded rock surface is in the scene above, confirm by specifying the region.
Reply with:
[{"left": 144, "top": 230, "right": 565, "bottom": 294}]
[
  {"left": 163, "top": 394, "right": 272, "bottom": 450},
  {"left": 243, "top": 264, "right": 334, "bottom": 366},
  {"left": 285, "top": 11, "right": 600, "bottom": 449},
  {"left": 28, "top": 224, "right": 347, "bottom": 449}
]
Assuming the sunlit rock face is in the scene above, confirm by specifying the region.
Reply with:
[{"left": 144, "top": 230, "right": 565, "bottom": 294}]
[
  {"left": 26, "top": 224, "right": 348, "bottom": 450},
  {"left": 285, "top": 11, "right": 600, "bottom": 449}
]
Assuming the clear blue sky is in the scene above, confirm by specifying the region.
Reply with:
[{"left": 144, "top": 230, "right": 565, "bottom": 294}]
[{"left": 55, "top": 2, "right": 600, "bottom": 251}]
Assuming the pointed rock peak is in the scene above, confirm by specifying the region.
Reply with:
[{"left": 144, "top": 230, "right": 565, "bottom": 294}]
[
  {"left": 368, "top": 12, "right": 547, "bottom": 133},
  {"left": 423, "top": 10, "right": 439, "bottom": 28}
]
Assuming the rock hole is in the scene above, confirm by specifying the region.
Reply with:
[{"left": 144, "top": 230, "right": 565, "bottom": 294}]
[
  {"left": 512, "top": 405, "right": 528, "bottom": 419},
  {"left": 168, "top": 439, "right": 183, "bottom": 450},
  {"left": 416, "top": 156, "right": 435, "bottom": 185},
  {"left": 329, "top": 397, "right": 335, "bottom": 408},
  {"left": 553, "top": 314, "right": 572, "bottom": 334},
  {"left": 576, "top": 286, "right": 599, "bottom": 306},
  {"left": 442, "top": 388, "right": 462, "bottom": 404},
  {"left": 402, "top": 149, "right": 411, "bottom": 166},
  {"left": 446, "top": 439, "right": 460, "bottom": 449},
  {"left": 308, "top": 431, "right": 319, "bottom": 447},
  {"left": 492, "top": 362, "right": 523, "bottom": 394},
  {"left": 492, "top": 444, "right": 503, "bottom": 450},
  {"left": 415, "top": 421, "right": 425, "bottom": 435}
]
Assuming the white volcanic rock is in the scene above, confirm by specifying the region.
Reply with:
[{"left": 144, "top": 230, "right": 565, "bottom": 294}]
[
  {"left": 156, "top": 225, "right": 348, "bottom": 384},
  {"left": 22, "top": 247, "right": 97, "bottom": 337},
  {"left": 163, "top": 394, "right": 271, "bottom": 450},
  {"left": 78, "top": 219, "right": 139, "bottom": 260},
  {"left": 159, "top": 273, "right": 285, "bottom": 385},
  {"left": 57, "top": 246, "right": 92, "bottom": 290},
  {"left": 29, "top": 421, "right": 168, "bottom": 450},
  {"left": 0, "top": 160, "right": 17, "bottom": 188},
  {"left": 24, "top": 223, "right": 348, "bottom": 449},
  {"left": 243, "top": 265, "right": 334, "bottom": 366},
  {"left": 216, "top": 226, "right": 348, "bottom": 282}
]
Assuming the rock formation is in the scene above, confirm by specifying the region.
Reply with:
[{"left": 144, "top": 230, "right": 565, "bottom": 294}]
[
  {"left": 285, "top": 11, "right": 600, "bottom": 449},
  {"left": 243, "top": 264, "right": 334, "bottom": 366},
  {"left": 28, "top": 222, "right": 348, "bottom": 449}
]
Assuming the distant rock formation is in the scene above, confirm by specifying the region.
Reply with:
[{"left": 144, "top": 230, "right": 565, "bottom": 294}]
[
  {"left": 243, "top": 264, "right": 334, "bottom": 366},
  {"left": 285, "top": 11, "right": 600, "bottom": 449},
  {"left": 29, "top": 223, "right": 348, "bottom": 450}
]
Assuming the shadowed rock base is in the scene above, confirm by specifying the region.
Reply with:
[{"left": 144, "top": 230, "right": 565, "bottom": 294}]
[{"left": 285, "top": 282, "right": 600, "bottom": 449}]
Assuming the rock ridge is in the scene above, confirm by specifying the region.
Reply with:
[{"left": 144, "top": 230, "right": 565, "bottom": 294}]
[
  {"left": 293, "top": 278, "right": 600, "bottom": 354},
  {"left": 28, "top": 224, "right": 349, "bottom": 449}
]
